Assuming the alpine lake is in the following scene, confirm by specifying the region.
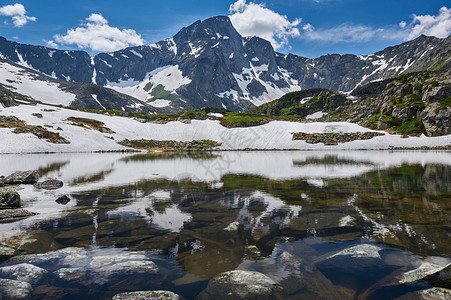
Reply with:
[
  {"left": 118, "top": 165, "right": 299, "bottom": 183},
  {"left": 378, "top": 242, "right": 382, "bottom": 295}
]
[{"left": 0, "top": 150, "right": 450, "bottom": 300}]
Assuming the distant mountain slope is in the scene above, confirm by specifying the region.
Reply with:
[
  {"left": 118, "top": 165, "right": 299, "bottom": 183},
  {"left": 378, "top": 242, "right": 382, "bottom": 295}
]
[
  {"left": 252, "top": 70, "right": 451, "bottom": 136},
  {"left": 0, "top": 16, "right": 450, "bottom": 112},
  {"left": 0, "top": 58, "right": 162, "bottom": 113}
]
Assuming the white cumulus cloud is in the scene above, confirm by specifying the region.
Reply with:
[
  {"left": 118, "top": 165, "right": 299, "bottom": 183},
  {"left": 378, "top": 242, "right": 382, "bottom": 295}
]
[
  {"left": 301, "top": 23, "right": 405, "bottom": 43},
  {"left": 0, "top": 3, "right": 36, "bottom": 27},
  {"left": 49, "top": 13, "right": 145, "bottom": 53},
  {"left": 300, "top": 7, "right": 451, "bottom": 44},
  {"left": 408, "top": 6, "right": 451, "bottom": 40},
  {"left": 228, "top": 0, "right": 301, "bottom": 50}
]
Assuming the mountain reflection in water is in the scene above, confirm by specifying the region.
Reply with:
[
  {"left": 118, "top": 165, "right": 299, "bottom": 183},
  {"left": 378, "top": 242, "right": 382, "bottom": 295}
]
[{"left": 0, "top": 151, "right": 450, "bottom": 299}]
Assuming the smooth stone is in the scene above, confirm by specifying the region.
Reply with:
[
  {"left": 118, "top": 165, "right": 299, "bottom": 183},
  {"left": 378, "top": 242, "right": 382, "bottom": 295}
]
[
  {"left": 55, "top": 195, "right": 71, "bottom": 205},
  {"left": 54, "top": 267, "right": 86, "bottom": 281},
  {"left": 396, "top": 287, "right": 451, "bottom": 300},
  {"left": 328, "top": 244, "right": 383, "bottom": 259},
  {"left": 0, "top": 208, "right": 36, "bottom": 223},
  {"left": 112, "top": 290, "right": 184, "bottom": 300},
  {"left": 197, "top": 270, "right": 280, "bottom": 299},
  {"left": 34, "top": 179, "right": 63, "bottom": 190},
  {"left": 0, "top": 278, "right": 33, "bottom": 299}
]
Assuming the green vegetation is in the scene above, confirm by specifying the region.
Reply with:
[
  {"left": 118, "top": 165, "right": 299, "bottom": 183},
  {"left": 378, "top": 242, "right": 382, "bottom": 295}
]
[
  {"left": 220, "top": 113, "right": 267, "bottom": 128},
  {"left": 143, "top": 82, "right": 153, "bottom": 92},
  {"left": 66, "top": 117, "right": 114, "bottom": 133},
  {"left": 148, "top": 84, "right": 178, "bottom": 101},
  {"left": 393, "top": 119, "right": 424, "bottom": 135},
  {"left": 118, "top": 139, "right": 221, "bottom": 151}
]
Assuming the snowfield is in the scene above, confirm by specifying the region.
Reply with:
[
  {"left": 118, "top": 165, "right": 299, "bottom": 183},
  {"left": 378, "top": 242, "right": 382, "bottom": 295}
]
[
  {"left": 0, "top": 61, "right": 76, "bottom": 106},
  {"left": 0, "top": 102, "right": 450, "bottom": 153}
]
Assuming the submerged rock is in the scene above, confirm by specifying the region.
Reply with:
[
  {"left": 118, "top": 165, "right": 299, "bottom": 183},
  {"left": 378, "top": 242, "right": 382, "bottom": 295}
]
[
  {"left": 424, "top": 263, "right": 451, "bottom": 289},
  {"left": 399, "top": 258, "right": 451, "bottom": 285},
  {"left": 0, "top": 191, "right": 21, "bottom": 208},
  {"left": 0, "top": 263, "right": 48, "bottom": 284},
  {"left": 328, "top": 244, "right": 383, "bottom": 259},
  {"left": 396, "top": 287, "right": 451, "bottom": 300},
  {"left": 54, "top": 267, "right": 86, "bottom": 281},
  {"left": 0, "top": 245, "right": 16, "bottom": 259},
  {"left": 3, "top": 170, "right": 39, "bottom": 185},
  {"left": 34, "top": 179, "right": 63, "bottom": 190},
  {"left": 10, "top": 247, "right": 82, "bottom": 265},
  {"left": 197, "top": 270, "right": 280, "bottom": 299},
  {"left": 55, "top": 195, "right": 71, "bottom": 205},
  {"left": 112, "top": 290, "right": 184, "bottom": 300},
  {"left": 0, "top": 278, "right": 32, "bottom": 299},
  {"left": 0, "top": 208, "right": 36, "bottom": 223}
]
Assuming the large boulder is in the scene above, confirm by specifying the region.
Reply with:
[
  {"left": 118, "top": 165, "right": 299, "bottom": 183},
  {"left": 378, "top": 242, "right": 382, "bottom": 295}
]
[
  {"left": 421, "top": 104, "right": 451, "bottom": 136},
  {"left": 197, "top": 270, "right": 281, "bottom": 299},
  {"left": 4, "top": 171, "right": 39, "bottom": 185},
  {"left": 0, "top": 94, "right": 16, "bottom": 107},
  {"left": 0, "top": 191, "right": 21, "bottom": 208},
  {"left": 112, "top": 290, "right": 184, "bottom": 300}
]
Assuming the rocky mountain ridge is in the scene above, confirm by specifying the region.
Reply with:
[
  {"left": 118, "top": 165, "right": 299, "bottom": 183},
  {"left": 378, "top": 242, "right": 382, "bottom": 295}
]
[
  {"left": 0, "top": 16, "right": 450, "bottom": 112},
  {"left": 253, "top": 70, "right": 451, "bottom": 136}
]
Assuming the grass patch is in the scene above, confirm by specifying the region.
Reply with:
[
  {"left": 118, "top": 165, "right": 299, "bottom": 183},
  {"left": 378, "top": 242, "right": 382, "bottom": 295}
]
[
  {"left": 220, "top": 113, "right": 268, "bottom": 128},
  {"left": 393, "top": 119, "right": 424, "bottom": 136},
  {"left": 118, "top": 139, "right": 221, "bottom": 151},
  {"left": 66, "top": 117, "right": 115, "bottom": 133},
  {"left": 148, "top": 84, "right": 178, "bottom": 101},
  {"left": 0, "top": 116, "right": 69, "bottom": 144}
]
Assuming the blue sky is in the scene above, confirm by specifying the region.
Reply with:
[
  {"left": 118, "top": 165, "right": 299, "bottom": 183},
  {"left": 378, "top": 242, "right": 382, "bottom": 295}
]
[{"left": 0, "top": 0, "right": 450, "bottom": 58}]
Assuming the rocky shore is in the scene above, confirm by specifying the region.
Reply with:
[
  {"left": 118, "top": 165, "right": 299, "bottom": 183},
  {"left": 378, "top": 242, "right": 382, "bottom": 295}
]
[
  {"left": 292, "top": 132, "right": 385, "bottom": 145},
  {"left": 0, "top": 170, "right": 65, "bottom": 224}
]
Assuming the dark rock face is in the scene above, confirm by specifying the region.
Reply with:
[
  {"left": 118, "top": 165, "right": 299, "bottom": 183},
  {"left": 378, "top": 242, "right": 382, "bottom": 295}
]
[
  {"left": 4, "top": 170, "right": 39, "bottom": 184},
  {"left": 34, "top": 179, "right": 63, "bottom": 190},
  {"left": 0, "top": 191, "right": 21, "bottom": 208},
  {"left": 1, "top": 17, "right": 449, "bottom": 113},
  {"left": 0, "top": 36, "right": 93, "bottom": 83}
]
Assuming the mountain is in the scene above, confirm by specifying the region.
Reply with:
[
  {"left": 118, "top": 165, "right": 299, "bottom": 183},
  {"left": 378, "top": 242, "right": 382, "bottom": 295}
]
[
  {"left": 0, "top": 16, "right": 450, "bottom": 112},
  {"left": 0, "top": 58, "right": 163, "bottom": 113},
  {"left": 252, "top": 70, "right": 451, "bottom": 136}
]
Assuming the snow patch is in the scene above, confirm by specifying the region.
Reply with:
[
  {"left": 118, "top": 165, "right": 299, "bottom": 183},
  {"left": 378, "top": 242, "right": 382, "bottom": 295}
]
[
  {"left": 306, "top": 111, "right": 327, "bottom": 119},
  {"left": 129, "top": 50, "right": 143, "bottom": 59},
  {"left": 149, "top": 99, "right": 171, "bottom": 108},
  {"left": 0, "top": 61, "right": 76, "bottom": 106},
  {"left": 91, "top": 94, "right": 106, "bottom": 110}
]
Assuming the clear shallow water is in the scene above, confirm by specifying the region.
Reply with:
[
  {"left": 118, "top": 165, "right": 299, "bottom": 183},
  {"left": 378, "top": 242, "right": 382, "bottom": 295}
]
[{"left": 0, "top": 151, "right": 450, "bottom": 299}]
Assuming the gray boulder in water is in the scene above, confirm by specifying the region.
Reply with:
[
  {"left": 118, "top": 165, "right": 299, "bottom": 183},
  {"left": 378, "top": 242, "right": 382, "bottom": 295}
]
[
  {"left": 0, "top": 278, "right": 33, "bottom": 299},
  {"left": 4, "top": 170, "right": 39, "bottom": 185},
  {"left": 0, "top": 191, "right": 21, "bottom": 208},
  {"left": 34, "top": 179, "right": 63, "bottom": 190},
  {"left": 112, "top": 290, "right": 184, "bottom": 300},
  {"left": 197, "top": 270, "right": 281, "bottom": 299}
]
